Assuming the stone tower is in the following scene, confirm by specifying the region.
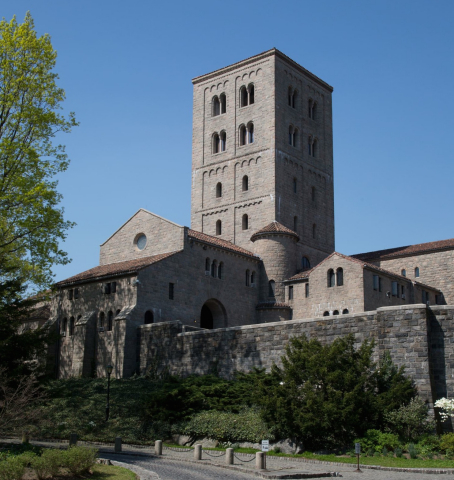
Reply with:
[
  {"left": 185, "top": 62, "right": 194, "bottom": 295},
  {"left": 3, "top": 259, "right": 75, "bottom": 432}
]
[{"left": 191, "top": 48, "right": 335, "bottom": 274}]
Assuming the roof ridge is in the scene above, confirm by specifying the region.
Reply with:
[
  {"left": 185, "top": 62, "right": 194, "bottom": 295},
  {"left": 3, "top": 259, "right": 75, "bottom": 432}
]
[{"left": 188, "top": 229, "right": 257, "bottom": 258}]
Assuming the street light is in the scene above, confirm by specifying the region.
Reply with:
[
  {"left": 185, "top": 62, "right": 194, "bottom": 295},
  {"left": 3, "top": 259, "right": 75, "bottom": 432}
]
[{"left": 106, "top": 364, "right": 113, "bottom": 421}]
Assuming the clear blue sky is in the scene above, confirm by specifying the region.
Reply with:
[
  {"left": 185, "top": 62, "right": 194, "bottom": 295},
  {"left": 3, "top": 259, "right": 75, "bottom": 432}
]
[{"left": 4, "top": 0, "right": 454, "bottom": 282}]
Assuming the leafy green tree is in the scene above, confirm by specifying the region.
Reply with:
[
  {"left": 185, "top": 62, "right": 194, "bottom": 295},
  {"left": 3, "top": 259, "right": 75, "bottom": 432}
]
[
  {"left": 0, "top": 12, "right": 77, "bottom": 288},
  {"left": 255, "top": 334, "right": 417, "bottom": 450}
]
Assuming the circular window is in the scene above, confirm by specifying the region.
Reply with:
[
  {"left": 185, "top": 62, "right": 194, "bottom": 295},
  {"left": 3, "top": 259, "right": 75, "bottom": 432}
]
[{"left": 136, "top": 234, "right": 147, "bottom": 250}]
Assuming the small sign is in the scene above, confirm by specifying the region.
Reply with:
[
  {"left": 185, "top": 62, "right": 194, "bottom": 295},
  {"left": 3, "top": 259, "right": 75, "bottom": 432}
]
[
  {"left": 262, "top": 440, "right": 269, "bottom": 452},
  {"left": 355, "top": 443, "right": 361, "bottom": 455}
]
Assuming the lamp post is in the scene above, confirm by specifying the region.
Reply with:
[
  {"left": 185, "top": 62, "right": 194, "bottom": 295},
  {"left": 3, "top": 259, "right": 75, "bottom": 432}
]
[{"left": 106, "top": 364, "right": 113, "bottom": 421}]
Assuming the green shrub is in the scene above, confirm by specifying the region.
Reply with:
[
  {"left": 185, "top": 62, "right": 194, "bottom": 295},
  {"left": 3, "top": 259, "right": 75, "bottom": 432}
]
[
  {"left": 366, "top": 447, "right": 374, "bottom": 457},
  {"left": 178, "top": 407, "right": 274, "bottom": 443},
  {"left": 273, "top": 447, "right": 281, "bottom": 453},
  {"left": 417, "top": 435, "right": 440, "bottom": 455},
  {"left": 408, "top": 443, "right": 418, "bottom": 459},
  {"left": 61, "top": 446, "right": 97, "bottom": 475},
  {"left": 382, "top": 447, "right": 388, "bottom": 456},
  {"left": 373, "top": 452, "right": 380, "bottom": 457},
  {"left": 394, "top": 447, "right": 403, "bottom": 458},
  {"left": 41, "top": 449, "right": 63, "bottom": 477},
  {"left": 446, "top": 449, "right": 454, "bottom": 460},
  {"left": 440, "top": 433, "right": 454, "bottom": 453},
  {"left": 30, "top": 456, "right": 50, "bottom": 480},
  {"left": 356, "top": 429, "right": 400, "bottom": 454},
  {"left": 0, "top": 456, "right": 25, "bottom": 480}
]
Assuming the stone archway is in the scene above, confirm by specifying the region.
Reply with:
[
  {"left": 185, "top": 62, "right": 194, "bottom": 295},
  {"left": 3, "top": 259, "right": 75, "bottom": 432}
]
[{"left": 200, "top": 299, "right": 227, "bottom": 329}]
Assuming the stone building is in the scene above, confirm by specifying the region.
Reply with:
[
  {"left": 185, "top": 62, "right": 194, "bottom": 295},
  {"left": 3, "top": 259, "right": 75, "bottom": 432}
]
[{"left": 49, "top": 49, "right": 454, "bottom": 388}]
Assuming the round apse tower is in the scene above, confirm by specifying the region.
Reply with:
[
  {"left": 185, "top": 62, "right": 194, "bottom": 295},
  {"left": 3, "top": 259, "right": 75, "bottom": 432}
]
[{"left": 251, "top": 221, "right": 299, "bottom": 309}]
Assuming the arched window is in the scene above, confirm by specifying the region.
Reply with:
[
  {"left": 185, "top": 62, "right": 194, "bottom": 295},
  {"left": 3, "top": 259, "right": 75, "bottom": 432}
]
[
  {"left": 99, "top": 312, "right": 105, "bottom": 328},
  {"left": 242, "top": 214, "right": 248, "bottom": 230},
  {"left": 333, "top": 310, "right": 339, "bottom": 315},
  {"left": 61, "top": 317, "right": 67, "bottom": 334},
  {"left": 401, "top": 269, "right": 406, "bottom": 277},
  {"left": 312, "top": 139, "right": 317, "bottom": 157},
  {"left": 239, "top": 125, "right": 247, "bottom": 146},
  {"left": 327, "top": 269, "right": 335, "bottom": 287},
  {"left": 247, "top": 122, "right": 254, "bottom": 144},
  {"left": 268, "top": 280, "right": 275, "bottom": 297},
  {"left": 292, "top": 90, "right": 298, "bottom": 108},
  {"left": 220, "top": 131, "right": 226, "bottom": 152},
  {"left": 311, "top": 186, "right": 316, "bottom": 201},
  {"left": 293, "top": 177, "right": 297, "bottom": 193},
  {"left": 144, "top": 310, "right": 153, "bottom": 325},
  {"left": 302, "top": 256, "right": 310, "bottom": 269},
  {"left": 218, "top": 262, "right": 223, "bottom": 279},
  {"left": 107, "top": 311, "right": 113, "bottom": 331},
  {"left": 216, "top": 220, "right": 222, "bottom": 236},
  {"left": 308, "top": 136, "right": 317, "bottom": 157},
  {"left": 251, "top": 271, "right": 256, "bottom": 285},
  {"left": 293, "top": 128, "right": 298, "bottom": 147},
  {"left": 220, "top": 93, "right": 226, "bottom": 114},
  {"left": 248, "top": 84, "right": 255, "bottom": 104},
  {"left": 336, "top": 268, "right": 344, "bottom": 287},
  {"left": 312, "top": 223, "right": 316, "bottom": 239},
  {"left": 212, "top": 133, "right": 220, "bottom": 154},
  {"left": 342, "top": 309, "right": 349, "bottom": 314},
  {"left": 216, "top": 182, "right": 222, "bottom": 198},
  {"left": 240, "top": 86, "right": 248, "bottom": 107},
  {"left": 211, "top": 260, "right": 217, "bottom": 278},
  {"left": 205, "top": 257, "right": 210, "bottom": 272},
  {"left": 415, "top": 267, "right": 420, "bottom": 277},
  {"left": 242, "top": 175, "right": 248, "bottom": 191},
  {"left": 289, "top": 125, "right": 294, "bottom": 145},
  {"left": 288, "top": 86, "right": 293, "bottom": 106},
  {"left": 323, "top": 311, "right": 329, "bottom": 317},
  {"left": 245, "top": 269, "right": 250, "bottom": 286},
  {"left": 308, "top": 99, "right": 316, "bottom": 120},
  {"left": 293, "top": 216, "right": 297, "bottom": 231},
  {"left": 69, "top": 317, "right": 75, "bottom": 336},
  {"left": 212, "top": 96, "right": 220, "bottom": 116}
]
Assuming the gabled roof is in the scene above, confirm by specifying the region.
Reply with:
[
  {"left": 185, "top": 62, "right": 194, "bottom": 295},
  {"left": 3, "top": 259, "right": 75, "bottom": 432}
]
[
  {"left": 352, "top": 238, "right": 454, "bottom": 261},
  {"left": 251, "top": 222, "right": 299, "bottom": 242},
  {"left": 188, "top": 229, "right": 258, "bottom": 259},
  {"left": 285, "top": 251, "right": 441, "bottom": 291},
  {"left": 55, "top": 251, "right": 180, "bottom": 287}
]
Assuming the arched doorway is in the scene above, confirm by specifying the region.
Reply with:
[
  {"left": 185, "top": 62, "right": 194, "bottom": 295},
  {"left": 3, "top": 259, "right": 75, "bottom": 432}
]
[{"left": 200, "top": 299, "right": 227, "bottom": 329}]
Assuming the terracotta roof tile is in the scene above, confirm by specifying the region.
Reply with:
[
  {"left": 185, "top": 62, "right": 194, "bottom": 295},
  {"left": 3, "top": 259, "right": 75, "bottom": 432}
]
[
  {"left": 251, "top": 222, "right": 299, "bottom": 241},
  {"left": 188, "top": 229, "right": 258, "bottom": 259},
  {"left": 256, "top": 302, "right": 291, "bottom": 310},
  {"left": 352, "top": 238, "right": 454, "bottom": 261},
  {"left": 55, "top": 251, "right": 180, "bottom": 287}
]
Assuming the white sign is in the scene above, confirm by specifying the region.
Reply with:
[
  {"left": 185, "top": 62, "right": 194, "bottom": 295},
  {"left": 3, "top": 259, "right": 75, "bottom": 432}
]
[
  {"left": 261, "top": 440, "right": 269, "bottom": 452},
  {"left": 355, "top": 443, "right": 361, "bottom": 454}
]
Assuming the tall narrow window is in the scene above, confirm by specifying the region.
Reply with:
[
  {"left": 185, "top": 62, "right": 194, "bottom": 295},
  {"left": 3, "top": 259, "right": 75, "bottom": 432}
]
[
  {"left": 107, "top": 311, "right": 113, "bottom": 331},
  {"left": 218, "top": 262, "right": 223, "bottom": 279},
  {"left": 239, "top": 125, "right": 247, "bottom": 146},
  {"left": 68, "top": 289, "right": 73, "bottom": 300},
  {"left": 220, "top": 93, "right": 226, "bottom": 114},
  {"left": 242, "top": 214, "right": 249, "bottom": 230},
  {"left": 305, "top": 283, "right": 309, "bottom": 297},
  {"left": 311, "top": 186, "right": 315, "bottom": 201},
  {"left": 373, "top": 275, "right": 379, "bottom": 291},
  {"left": 220, "top": 131, "right": 226, "bottom": 151},
  {"left": 211, "top": 260, "right": 217, "bottom": 278},
  {"left": 308, "top": 137, "right": 317, "bottom": 157},
  {"left": 288, "top": 286, "right": 293, "bottom": 300},
  {"left": 289, "top": 125, "right": 293, "bottom": 145},
  {"left": 245, "top": 270, "right": 250, "bottom": 287},
  {"left": 247, "top": 122, "right": 254, "bottom": 143},
  {"left": 268, "top": 280, "right": 275, "bottom": 297},
  {"left": 74, "top": 288, "right": 79, "bottom": 299},
  {"left": 169, "top": 283, "right": 174, "bottom": 299},
  {"left": 205, "top": 257, "right": 210, "bottom": 272},
  {"left": 312, "top": 223, "right": 316, "bottom": 239},
  {"left": 392, "top": 281, "right": 398, "bottom": 296},
  {"left": 144, "top": 310, "right": 153, "bottom": 324},
  {"left": 336, "top": 268, "right": 343, "bottom": 287},
  {"left": 379, "top": 277, "right": 382, "bottom": 292},
  {"left": 293, "top": 177, "right": 297, "bottom": 193},
  {"left": 242, "top": 175, "right": 248, "bottom": 191},
  {"left": 292, "top": 90, "right": 298, "bottom": 108},
  {"left": 327, "top": 269, "right": 335, "bottom": 287},
  {"left": 288, "top": 87, "right": 293, "bottom": 106},
  {"left": 415, "top": 267, "right": 420, "bottom": 277},
  {"left": 216, "top": 182, "right": 222, "bottom": 198},
  {"left": 216, "top": 220, "right": 222, "bottom": 235},
  {"left": 401, "top": 269, "right": 406, "bottom": 277},
  {"left": 69, "top": 317, "right": 75, "bottom": 336},
  {"left": 312, "top": 139, "right": 317, "bottom": 157},
  {"left": 212, "top": 96, "right": 220, "bottom": 116},
  {"left": 308, "top": 99, "right": 317, "bottom": 120},
  {"left": 293, "top": 216, "right": 297, "bottom": 231},
  {"left": 111, "top": 282, "right": 116, "bottom": 293},
  {"left": 248, "top": 84, "right": 255, "bottom": 104},
  {"left": 213, "top": 133, "right": 220, "bottom": 153},
  {"left": 240, "top": 86, "right": 248, "bottom": 107},
  {"left": 302, "top": 256, "right": 310, "bottom": 269},
  {"left": 251, "top": 271, "right": 256, "bottom": 285},
  {"left": 99, "top": 312, "right": 105, "bottom": 328},
  {"left": 61, "top": 317, "right": 67, "bottom": 334},
  {"left": 104, "top": 283, "right": 111, "bottom": 294}
]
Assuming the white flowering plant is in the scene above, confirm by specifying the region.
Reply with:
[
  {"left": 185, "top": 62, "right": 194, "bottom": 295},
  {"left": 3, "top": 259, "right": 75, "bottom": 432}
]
[{"left": 434, "top": 398, "right": 454, "bottom": 421}]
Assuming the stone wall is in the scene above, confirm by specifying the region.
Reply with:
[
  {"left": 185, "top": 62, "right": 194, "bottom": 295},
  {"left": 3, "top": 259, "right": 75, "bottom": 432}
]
[{"left": 138, "top": 305, "right": 454, "bottom": 407}]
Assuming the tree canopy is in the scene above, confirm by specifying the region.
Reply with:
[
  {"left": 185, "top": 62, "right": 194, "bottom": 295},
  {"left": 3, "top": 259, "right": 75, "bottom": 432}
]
[{"left": 0, "top": 12, "right": 77, "bottom": 289}]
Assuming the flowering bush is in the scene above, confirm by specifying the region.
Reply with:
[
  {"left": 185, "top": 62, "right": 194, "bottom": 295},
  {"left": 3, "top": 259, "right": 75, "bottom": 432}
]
[{"left": 434, "top": 398, "right": 454, "bottom": 421}]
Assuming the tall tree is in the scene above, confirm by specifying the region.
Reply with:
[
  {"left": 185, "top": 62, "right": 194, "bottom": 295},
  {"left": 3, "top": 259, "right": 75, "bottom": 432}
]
[{"left": 0, "top": 12, "right": 77, "bottom": 289}]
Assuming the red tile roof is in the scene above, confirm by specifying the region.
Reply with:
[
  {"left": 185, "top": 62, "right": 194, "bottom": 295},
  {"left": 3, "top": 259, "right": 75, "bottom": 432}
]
[
  {"left": 251, "top": 222, "right": 299, "bottom": 242},
  {"left": 188, "top": 229, "right": 258, "bottom": 259},
  {"left": 55, "top": 251, "right": 180, "bottom": 287},
  {"left": 256, "top": 302, "right": 291, "bottom": 310},
  {"left": 352, "top": 238, "right": 454, "bottom": 261}
]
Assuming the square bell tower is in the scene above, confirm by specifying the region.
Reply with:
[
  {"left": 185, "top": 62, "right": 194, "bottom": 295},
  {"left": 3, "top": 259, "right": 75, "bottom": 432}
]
[{"left": 190, "top": 49, "right": 335, "bottom": 269}]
